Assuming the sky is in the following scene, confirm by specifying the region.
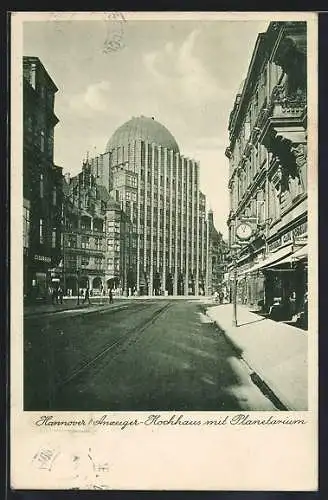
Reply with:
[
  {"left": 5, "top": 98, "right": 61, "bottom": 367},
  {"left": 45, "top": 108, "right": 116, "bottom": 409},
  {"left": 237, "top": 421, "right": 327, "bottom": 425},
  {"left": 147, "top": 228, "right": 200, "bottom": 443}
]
[{"left": 23, "top": 15, "right": 269, "bottom": 238}]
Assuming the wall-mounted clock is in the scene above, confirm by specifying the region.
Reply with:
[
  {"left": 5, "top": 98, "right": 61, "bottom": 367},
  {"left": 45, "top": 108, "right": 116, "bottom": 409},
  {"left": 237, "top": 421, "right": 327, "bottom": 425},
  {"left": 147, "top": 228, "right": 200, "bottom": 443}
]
[{"left": 236, "top": 222, "right": 253, "bottom": 241}]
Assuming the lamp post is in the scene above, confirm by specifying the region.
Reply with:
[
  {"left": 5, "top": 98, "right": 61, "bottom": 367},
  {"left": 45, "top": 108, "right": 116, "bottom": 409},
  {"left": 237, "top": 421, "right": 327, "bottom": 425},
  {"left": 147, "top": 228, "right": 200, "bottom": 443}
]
[
  {"left": 230, "top": 243, "right": 241, "bottom": 327},
  {"left": 77, "top": 267, "right": 80, "bottom": 305},
  {"left": 233, "top": 257, "right": 238, "bottom": 327}
]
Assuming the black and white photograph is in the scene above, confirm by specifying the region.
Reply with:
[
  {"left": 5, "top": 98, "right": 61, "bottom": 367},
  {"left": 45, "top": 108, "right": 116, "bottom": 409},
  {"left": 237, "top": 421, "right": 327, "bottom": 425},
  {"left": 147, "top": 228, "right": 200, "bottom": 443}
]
[{"left": 11, "top": 11, "right": 318, "bottom": 491}]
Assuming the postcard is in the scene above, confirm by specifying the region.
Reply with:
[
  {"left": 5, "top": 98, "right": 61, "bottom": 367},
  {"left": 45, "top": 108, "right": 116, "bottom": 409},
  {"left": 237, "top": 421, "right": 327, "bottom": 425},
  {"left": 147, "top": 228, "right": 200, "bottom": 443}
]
[{"left": 11, "top": 11, "right": 318, "bottom": 491}]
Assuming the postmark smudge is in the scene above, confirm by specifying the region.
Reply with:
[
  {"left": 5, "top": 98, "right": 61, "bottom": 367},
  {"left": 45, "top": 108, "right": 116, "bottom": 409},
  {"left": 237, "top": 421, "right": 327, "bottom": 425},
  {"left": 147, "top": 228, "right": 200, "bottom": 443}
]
[{"left": 103, "top": 12, "right": 127, "bottom": 53}]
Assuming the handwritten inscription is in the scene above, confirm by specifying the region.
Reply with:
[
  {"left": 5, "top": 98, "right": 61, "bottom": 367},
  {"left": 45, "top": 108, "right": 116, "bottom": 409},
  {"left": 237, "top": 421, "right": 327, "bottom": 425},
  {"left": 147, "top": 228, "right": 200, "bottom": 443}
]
[{"left": 34, "top": 413, "right": 307, "bottom": 429}]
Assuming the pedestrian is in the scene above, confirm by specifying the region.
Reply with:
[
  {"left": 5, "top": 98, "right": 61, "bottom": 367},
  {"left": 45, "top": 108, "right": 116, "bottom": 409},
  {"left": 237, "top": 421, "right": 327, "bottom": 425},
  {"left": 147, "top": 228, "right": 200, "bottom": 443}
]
[
  {"left": 109, "top": 288, "right": 113, "bottom": 304},
  {"left": 51, "top": 287, "right": 57, "bottom": 305},
  {"left": 58, "top": 286, "right": 64, "bottom": 304},
  {"left": 83, "top": 287, "right": 91, "bottom": 305},
  {"left": 289, "top": 291, "right": 297, "bottom": 321},
  {"left": 219, "top": 291, "right": 224, "bottom": 304}
]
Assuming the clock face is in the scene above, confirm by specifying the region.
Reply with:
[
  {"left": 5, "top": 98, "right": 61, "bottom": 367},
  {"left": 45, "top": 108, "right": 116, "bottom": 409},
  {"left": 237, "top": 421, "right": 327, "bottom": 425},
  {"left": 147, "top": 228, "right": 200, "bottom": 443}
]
[{"left": 236, "top": 222, "right": 252, "bottom": 241}]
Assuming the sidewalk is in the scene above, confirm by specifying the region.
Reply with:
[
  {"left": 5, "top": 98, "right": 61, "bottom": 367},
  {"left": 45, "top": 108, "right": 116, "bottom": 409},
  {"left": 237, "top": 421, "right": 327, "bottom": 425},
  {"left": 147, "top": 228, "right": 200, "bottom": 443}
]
[
  {"left": 24, "top": 297, "right": 125, "bottom": 318},
  {"left": 206, "top": 303, "right": 308, "bottom": 410}
]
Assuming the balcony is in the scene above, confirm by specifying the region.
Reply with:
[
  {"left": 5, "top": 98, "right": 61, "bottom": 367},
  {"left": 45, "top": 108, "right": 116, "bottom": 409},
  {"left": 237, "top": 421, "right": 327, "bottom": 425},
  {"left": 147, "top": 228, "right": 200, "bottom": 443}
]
[{"left": 271, "top": 85, "right": 306, "bottom": 121}]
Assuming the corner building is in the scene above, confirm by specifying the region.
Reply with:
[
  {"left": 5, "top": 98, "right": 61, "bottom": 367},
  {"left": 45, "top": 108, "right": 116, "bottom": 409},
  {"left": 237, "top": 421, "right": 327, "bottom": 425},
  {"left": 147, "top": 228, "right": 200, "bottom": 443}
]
[
  {"left": 90, "top": 116, "right": 211, "bottom": 296},
  {"left": 23, "top": 56, "right": 63, "bottom": 302},
  {"left": 226, "top": 22, "right": 308, "bottom": 319}
]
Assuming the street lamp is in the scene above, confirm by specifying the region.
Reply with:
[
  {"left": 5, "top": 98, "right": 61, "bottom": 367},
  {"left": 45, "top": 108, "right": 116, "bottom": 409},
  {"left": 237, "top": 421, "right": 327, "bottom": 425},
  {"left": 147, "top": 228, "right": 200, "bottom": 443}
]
[{"left": 230, "top": 243, "right": 241, "bottom": 327}]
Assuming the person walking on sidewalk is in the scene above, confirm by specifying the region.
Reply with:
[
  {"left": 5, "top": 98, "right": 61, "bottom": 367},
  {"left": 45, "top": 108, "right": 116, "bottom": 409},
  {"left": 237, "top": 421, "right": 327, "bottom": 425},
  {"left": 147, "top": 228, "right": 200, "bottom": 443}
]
[
  {"left": 58, "top": 286, "right": 64, "bottom": 305},
  {"left": 108, "top": 288, "right": 114, "bottom": 304},
  {"left": 83, "top": 287, "right": 91, "bottom": 305}
]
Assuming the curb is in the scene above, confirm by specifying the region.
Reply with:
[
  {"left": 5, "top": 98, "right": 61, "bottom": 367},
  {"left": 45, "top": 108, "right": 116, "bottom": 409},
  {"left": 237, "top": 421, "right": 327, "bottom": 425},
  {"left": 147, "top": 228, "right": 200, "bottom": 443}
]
[{"left": 206, "top": 308, "right": 291, "bottom": 411}]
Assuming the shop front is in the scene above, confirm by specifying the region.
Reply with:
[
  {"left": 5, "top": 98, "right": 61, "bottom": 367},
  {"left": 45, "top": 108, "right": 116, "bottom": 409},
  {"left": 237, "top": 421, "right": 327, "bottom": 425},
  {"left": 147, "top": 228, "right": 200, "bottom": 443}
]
[
  {"left": 239, "top": 220, "right": 308, "bottom": 326},
  {"left": 263, "top": 244, "right": 308, "bottom": 325},
  {"left": 27, "top": 253, "right": 52, "bottom": 302}
]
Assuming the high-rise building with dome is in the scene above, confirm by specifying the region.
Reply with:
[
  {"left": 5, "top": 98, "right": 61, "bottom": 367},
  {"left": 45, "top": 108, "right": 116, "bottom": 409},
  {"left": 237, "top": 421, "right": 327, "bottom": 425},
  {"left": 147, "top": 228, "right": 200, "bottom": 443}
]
[{"left": 89, "top": 115, "right": 215, "bottom": 296}]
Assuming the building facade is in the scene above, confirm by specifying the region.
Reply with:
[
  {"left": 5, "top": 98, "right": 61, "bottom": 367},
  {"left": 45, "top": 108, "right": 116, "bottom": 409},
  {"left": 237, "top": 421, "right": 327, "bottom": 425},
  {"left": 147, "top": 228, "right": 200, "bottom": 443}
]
[
  {"left": 61, "top": 162, "right": 133, "bottom": 297},
  {"left": 23, "top": 56, "right": 63, "bottom": 302},
  {"left": 226, "top": 21, "right": 308, "bottom": 322},
  {"left": 89, "top": 116, "right": 218, "bottom": 296}
]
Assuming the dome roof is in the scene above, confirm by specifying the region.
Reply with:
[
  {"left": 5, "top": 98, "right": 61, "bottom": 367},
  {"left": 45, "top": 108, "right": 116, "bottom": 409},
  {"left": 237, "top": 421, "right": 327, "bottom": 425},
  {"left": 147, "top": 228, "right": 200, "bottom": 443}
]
[{"left": 106, "top": 116, "right": 180, "bottom": 153}]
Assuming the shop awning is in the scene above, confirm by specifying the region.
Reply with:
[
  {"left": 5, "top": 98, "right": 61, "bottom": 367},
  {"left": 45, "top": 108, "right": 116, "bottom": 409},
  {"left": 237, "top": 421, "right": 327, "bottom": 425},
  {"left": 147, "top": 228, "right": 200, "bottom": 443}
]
[
  {"left": 267, "top": 244, "right": 308, "bottom": 266},
  {"left": 239, "top": 244, "right": 293, "bottom": 275},
  {"left": 293, "top": 244, "right": 308, "bottom": 261}
]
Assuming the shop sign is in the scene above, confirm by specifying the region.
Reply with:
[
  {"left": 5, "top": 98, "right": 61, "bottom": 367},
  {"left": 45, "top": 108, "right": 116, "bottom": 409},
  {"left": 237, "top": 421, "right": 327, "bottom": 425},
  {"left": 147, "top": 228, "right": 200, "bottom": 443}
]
[
  {"left": 293, "top": 222, "right": 307, "bottom": 239},
  {"left": 34, "top": 254, "right": 51, "bottom": 263},
  {"left": 268, "top": 238, "right": 282, "bottom": 252},
  {"left": 268, "top": 221, "right": 307, "bottom": 252},
  {"left": 282, "top": 232, "right": 292, "bottom": 244}
]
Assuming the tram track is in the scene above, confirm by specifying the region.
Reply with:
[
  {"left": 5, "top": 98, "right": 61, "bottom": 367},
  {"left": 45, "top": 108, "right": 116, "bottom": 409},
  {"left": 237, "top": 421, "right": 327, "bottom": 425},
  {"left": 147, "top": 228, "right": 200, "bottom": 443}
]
[{"left": 50, "top": 301, "right": 173, "bottom": 405}]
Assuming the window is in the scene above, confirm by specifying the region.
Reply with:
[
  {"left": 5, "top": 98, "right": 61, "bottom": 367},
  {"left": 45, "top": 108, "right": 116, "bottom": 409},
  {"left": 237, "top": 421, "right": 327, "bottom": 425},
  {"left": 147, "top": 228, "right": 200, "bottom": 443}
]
[
  {"left": 29, "top": 63, "right": 37, "bottom": 89},
  {"left": 67, "top": 255, "right": 77, "bottom": 270},
  {"left": 39, "top": 218, "right": 44, "bottom": 244},
  {"left": 47, "top": 129, "right": 54, "bottom": 158},
  {"left": 23, "top": 207, "right": 30, "bottom": 248},
  {"left": 67, "top": 235, "right": 77, "bottom": 248},
  {"left": 27, "top": 116, "right": 33, "bottom": 134},
  {"left": 126, "top": 191, "right": 131, "bottom": 201},
  {"left": 81, "top": 256, "right": 89, "bottom": 266},
  {"left": 81, "top": 237, "right": 90, "bottom": 249},
  {"left": 131, "top": 192, "right": 137, "bottom": 202},
  {"left": 52, "top": 187, "right": 57, "bottom": 206},
  {"left": 40, "top": 173, "right": 44, "bottom": 198},
  {"left": 47, "top": 91, "right": 54, "bottom": 109},
  {"left": 52, "top": 228, "right": 56, "bottom": 248},
  {"left": 40, "top": 130, "right": 45, "bottom": 152}
]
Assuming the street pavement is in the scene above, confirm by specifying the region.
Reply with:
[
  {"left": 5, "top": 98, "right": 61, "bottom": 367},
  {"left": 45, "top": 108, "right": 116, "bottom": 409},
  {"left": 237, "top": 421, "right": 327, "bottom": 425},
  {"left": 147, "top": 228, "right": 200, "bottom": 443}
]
[
  {"left": 24, "top": 299, "right": 277, "bottom": 411},
  {"left": 206, "top": 303, "right": 308, "bottom": 411}
]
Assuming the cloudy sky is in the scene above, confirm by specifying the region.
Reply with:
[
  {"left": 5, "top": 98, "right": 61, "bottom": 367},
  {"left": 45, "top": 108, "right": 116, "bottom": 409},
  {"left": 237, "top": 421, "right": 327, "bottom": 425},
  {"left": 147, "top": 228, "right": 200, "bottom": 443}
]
[{"left": 23, "top": 15, "right": 269, "bottom": 237}]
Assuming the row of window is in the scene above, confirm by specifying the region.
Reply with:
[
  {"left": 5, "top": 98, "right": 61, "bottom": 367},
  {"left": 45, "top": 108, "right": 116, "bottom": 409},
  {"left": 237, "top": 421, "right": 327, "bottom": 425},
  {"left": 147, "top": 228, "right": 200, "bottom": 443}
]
[
  {"left": 38, "top": 174, "right": 58, "bottom": 204},
  {"left": 25, "top": 116, "right": 54, "bottom": 157},
  {"left": 118, "top": 190, "right": 137, "bottom": 202},
  {"left": 66, "top": 256, "right": 103, "bottom": 267}
]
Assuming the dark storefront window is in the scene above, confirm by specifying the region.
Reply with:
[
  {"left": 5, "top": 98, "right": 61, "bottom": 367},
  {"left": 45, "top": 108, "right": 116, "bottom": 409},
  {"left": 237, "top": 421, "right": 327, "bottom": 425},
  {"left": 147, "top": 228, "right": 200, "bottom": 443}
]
[{"left": 39, "top": 218, "right": 44, "bottom": 244}]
